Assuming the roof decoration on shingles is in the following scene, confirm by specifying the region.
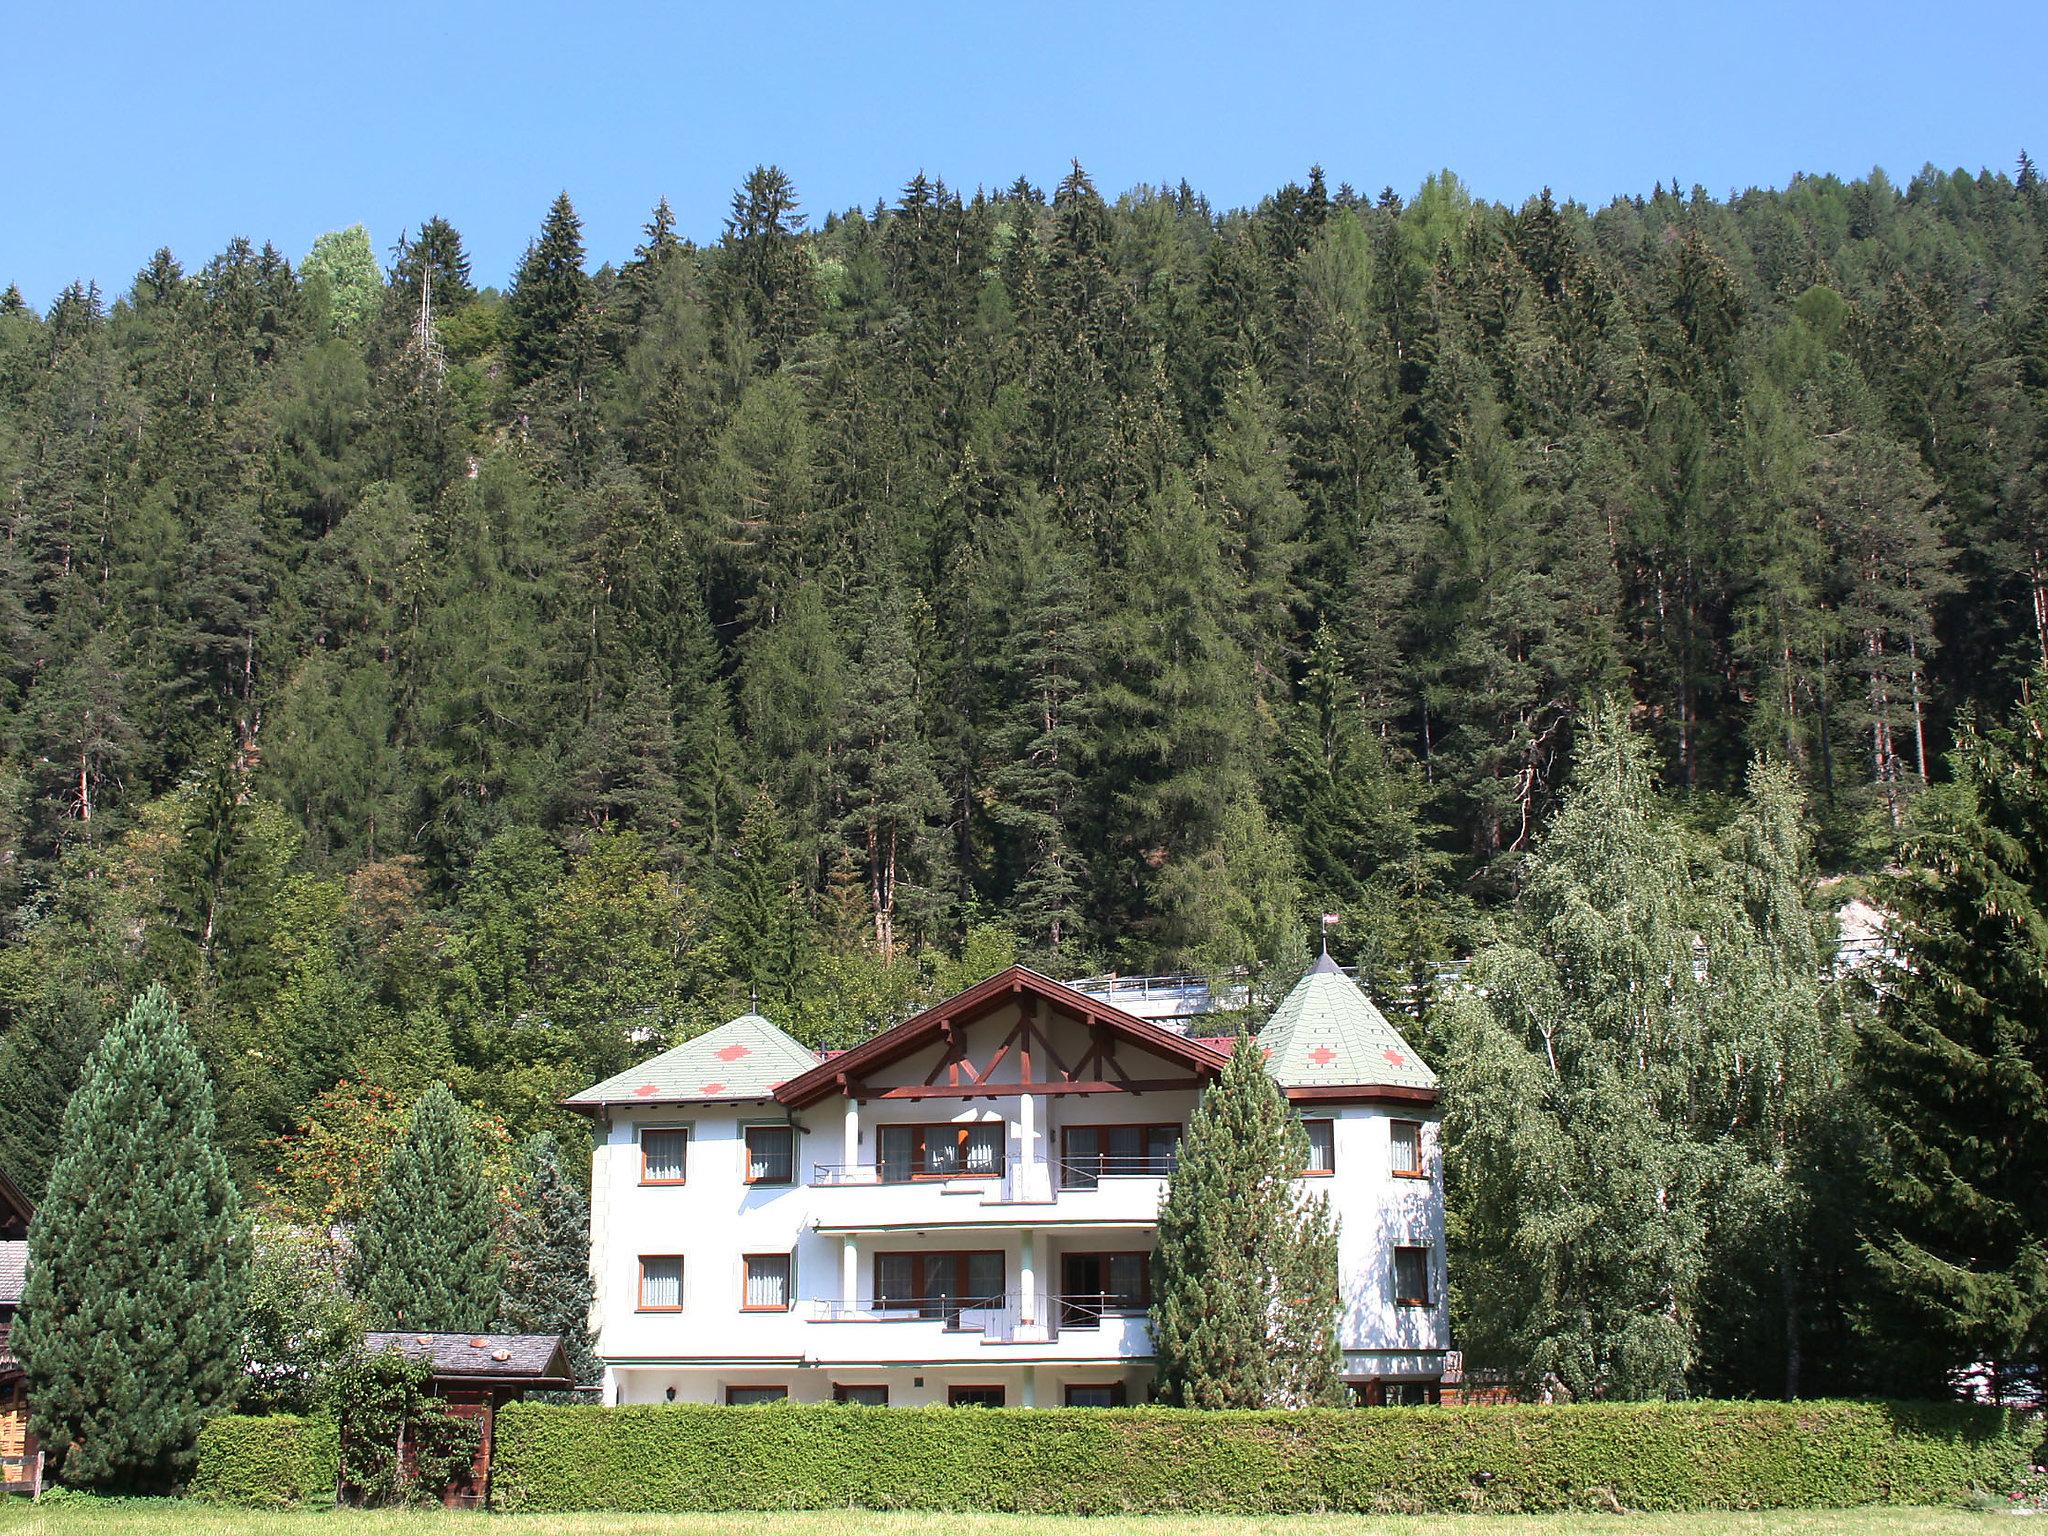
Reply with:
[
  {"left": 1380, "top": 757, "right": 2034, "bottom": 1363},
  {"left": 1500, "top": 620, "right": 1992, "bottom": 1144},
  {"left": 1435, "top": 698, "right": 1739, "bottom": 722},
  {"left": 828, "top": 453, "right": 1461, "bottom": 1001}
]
[
  {"left": 360, "top": 1331, "right": 572, "bottom": 1383},
  {"left": 1258, "top": 953, "right": 1438, "bottom": 1091},
  {"left": 564, "top": 1012, "right": 820, "bottom": 1108}
]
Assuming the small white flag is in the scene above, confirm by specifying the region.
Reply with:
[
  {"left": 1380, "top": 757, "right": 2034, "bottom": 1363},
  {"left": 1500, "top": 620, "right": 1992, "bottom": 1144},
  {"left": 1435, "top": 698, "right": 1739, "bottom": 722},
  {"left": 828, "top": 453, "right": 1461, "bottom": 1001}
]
[{"left": 1321, "top": 913, "right": 1340, "bottom": 928}]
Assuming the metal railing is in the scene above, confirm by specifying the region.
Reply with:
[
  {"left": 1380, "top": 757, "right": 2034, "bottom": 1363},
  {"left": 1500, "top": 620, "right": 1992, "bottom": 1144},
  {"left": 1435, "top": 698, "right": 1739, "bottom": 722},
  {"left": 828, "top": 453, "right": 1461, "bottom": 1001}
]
[
  {"left": 1051, "top": 1291, "right": 1149, "bottom": 1328},
  {"left": 811, "top": 1294, "right": 1011, "bottom": 1327},
  {"left": 810, "top": 1156, "right": 1008, "bottom": 1186},
  {"left": 1055, "top": 1153, "right": 1178, "bottom": 1188}
]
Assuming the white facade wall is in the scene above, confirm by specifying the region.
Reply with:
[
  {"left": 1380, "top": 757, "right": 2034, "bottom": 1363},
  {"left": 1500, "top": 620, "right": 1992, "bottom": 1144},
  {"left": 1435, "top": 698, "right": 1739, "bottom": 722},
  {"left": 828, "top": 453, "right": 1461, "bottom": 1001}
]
[{"left": 588, "top": 1000, "right": 1448, "bottom": 1406}]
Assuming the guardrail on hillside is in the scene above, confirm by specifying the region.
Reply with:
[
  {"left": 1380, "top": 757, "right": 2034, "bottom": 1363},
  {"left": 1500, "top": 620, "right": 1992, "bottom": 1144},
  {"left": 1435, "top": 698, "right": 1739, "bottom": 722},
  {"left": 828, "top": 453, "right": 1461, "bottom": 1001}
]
[{"left": 1068, "top": 934, "right": 1896, "bottom": 1021}]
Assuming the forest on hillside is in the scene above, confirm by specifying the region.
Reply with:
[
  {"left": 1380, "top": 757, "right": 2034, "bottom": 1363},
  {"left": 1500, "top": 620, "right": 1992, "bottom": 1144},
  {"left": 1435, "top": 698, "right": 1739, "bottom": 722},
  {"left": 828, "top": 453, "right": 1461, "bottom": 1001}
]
[{"left": 2, "top": 154, "right": 2047, "bottom": 1199}]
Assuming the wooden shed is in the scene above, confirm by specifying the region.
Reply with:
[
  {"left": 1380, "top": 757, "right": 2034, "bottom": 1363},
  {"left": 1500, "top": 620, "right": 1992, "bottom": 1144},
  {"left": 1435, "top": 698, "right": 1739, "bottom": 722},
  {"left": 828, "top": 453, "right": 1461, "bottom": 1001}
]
[{"left": 360, "top": 1332, "right": 572, "bottom": 1508}]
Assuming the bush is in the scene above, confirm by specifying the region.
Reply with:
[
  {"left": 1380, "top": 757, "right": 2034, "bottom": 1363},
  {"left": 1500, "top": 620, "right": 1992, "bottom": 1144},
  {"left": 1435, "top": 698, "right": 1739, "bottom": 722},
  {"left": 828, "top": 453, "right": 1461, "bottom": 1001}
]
[
  {"left": 491, "top": 1399, "right": 2031, "bottom": 1515},
  {"left": 187, "top": 1414, "right": 339, "bottom": 1507}
]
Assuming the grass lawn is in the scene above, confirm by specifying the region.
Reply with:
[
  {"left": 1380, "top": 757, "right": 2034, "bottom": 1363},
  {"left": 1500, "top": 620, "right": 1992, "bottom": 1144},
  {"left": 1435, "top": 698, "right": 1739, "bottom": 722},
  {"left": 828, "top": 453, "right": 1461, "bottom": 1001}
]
[{"left": 0, "top": 1504, "right": 2016, "bottom": 1536}]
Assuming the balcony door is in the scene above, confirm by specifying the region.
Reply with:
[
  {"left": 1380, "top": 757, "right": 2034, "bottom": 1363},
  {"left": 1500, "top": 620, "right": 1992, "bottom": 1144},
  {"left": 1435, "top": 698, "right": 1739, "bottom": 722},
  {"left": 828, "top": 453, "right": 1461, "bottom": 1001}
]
[
  {"left": 875, "top": 1251, "right": 1005, "bottom": 1324},
  {"left": 878, "top": 1122, "right": 1003, "bottom": 1182},
  {"left": 1058, "top": 1251, "right": 1150, "bottom": 1327},
  {"left": 1060, "top": 1124, "right": 1179, "bottom": 1188}
]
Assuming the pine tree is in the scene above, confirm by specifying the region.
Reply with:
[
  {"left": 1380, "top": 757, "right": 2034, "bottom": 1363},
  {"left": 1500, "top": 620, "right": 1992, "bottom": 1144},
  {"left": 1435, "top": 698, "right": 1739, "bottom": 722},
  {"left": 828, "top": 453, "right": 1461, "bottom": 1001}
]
[
  {"left": 1857, "top": 686, "right": 2048, "bottom": 1395},
  {"left": 716, "top": 790, "right": 817, "bottom": 1011},
  {"left": 16, "top": 985, "right": 250, "bottom": 1491},
  {"left": 0, "top": 987, "right": 104, "bottom": 1201},
  {"left": 504, "top": 192, "right": 592, "bottom": 389},
  {"left": 1151, "top": 1033, "right": 1341, "bottom": 1407},
  {"left": 498, "top": 1133, "right": 599, "bottom": 1385},
  {"left": 835, "top": 570, "right": 951, "bottom": 959},
  {"left": 348, "top": 1082, "right": 502, "bottom": 1331}
]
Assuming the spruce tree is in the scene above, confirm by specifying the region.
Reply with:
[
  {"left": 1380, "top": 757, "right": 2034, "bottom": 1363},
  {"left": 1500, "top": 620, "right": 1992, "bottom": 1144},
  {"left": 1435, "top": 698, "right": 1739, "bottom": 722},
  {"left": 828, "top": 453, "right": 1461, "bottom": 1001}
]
[
  {"left": 348, "top": 1082, "right": 502, "bottom": 1331},
  {"left": 0, "top": 987, "right": 104, "bottom": 1201},
  {"left": 1858, "top": 688, "right": 2048, "bottom": 1394},
  {"left": 1150, "top": 1033, "right": 1341, "bottom": 1407},
  {"left": 504, "top": 192, "right": 591, "bottom": 388},
  {"left": 16, "top": 985, "right": 250, "bottom": 1492},
  {"left": 498, "top": 1133, "right": 599, "bottom": 1384}
]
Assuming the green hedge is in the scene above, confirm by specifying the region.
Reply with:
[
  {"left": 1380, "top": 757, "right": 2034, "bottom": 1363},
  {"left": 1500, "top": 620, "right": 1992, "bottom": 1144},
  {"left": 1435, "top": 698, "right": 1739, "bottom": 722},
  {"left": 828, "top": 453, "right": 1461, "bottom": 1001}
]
[
  {"left": 491, "top": 1399, "right": 2031, "bottom": 1515},
  {"left": 187, "top": 1414, "right": 339, "bottom": 1507}
]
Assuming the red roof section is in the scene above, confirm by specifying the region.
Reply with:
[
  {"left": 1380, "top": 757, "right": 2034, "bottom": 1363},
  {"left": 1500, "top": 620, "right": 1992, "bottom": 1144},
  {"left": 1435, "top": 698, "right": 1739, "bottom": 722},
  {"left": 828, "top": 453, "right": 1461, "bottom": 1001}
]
[{"left": 773, "top": 964, "right": 1230, "bottom": 1108}]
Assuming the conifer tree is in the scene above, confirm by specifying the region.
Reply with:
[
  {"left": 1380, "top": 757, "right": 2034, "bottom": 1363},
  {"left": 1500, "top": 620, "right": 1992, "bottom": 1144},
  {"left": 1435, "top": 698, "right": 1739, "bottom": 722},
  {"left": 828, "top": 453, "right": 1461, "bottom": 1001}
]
[
  {"left": 16, "top": 985, "right": 250, "bottom": 1491},
  {"left": 1857, "top": 686, "right": 2048, "bottom": 1395},
  {"left": 348, "top": 1081, "right": 502, "bottom": 1331},
  {"left": 504, "top": 192, "right": 592, "bottom": 388},
  {"left": 1151, "top": 1033, "right": 1342, "bottom": 1407},
  {"left": 0, "top": 987, "right": 103, "bottom": 1201},
  {"left": 498, "top": 1133, "right": 599, "bottom": 1385}
]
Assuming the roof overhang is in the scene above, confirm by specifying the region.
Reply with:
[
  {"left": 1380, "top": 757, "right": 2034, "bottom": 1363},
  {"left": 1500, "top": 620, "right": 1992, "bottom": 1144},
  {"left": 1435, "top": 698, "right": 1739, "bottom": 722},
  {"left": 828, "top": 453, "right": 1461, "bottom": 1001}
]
[
  {"left": 562, "top": 1092, "right": 784, "bottom": 1115},
  {"left": 772, "top": 966, "right": 1230, "bottom": 1109},
  {"left": 1285, "top": 1084, "right": 1439, "bottom": 1107}
]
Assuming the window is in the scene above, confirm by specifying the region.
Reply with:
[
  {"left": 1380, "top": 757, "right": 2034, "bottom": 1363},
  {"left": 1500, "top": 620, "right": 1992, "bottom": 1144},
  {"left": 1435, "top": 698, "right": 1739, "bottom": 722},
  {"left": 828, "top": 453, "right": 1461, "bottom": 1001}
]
[
  {"left": 742, "top": 1253, "right": 792, "bottom": 1311},
  {"left": 725, "top": 1385, "right": 788, "bottom": 1405},
  {"left": 1393, "top": 1245, "right": 1431, "bottom": 1307},
  {"left": 948, "top": 1385, "right": 1005, "bottom": 1407},
  {"left": 1390, "top": 1120, "right": 1425, "bottom": 1177},
  {"left": 1064, "top": 1383, "right": 1127, "bottom": 1407},
  {"left": 874, "top": 1251, "right": 1005, "bottom": 1322},
  {"left": 832, "top": 1384, "right": 889, "bottom": 1405},
  {"left": 640, "top": 1127, "right": 688, "bottom": 1184},
  {"left": 1383, "top": 1380, "right": 1440, "bottom": 1406},
  {"left": 638, "top": 1256, "right": 683, "bottom": 1311},
  {"left": 1300, "top": 1119, "right": 1335, "bottom": 1175},
  {"left": 877, "top": 1122, "right": 1004, "bottom": 1181},
  {"left": 745, "top": 1125, "right": 795, "bottom": 1185},
  {"left": 1061, "top": 1124, "right": 1180, "bottom": 1187},
  {"left": 1059, "top": 1252, "right": 1151, "bottom": 1326}
]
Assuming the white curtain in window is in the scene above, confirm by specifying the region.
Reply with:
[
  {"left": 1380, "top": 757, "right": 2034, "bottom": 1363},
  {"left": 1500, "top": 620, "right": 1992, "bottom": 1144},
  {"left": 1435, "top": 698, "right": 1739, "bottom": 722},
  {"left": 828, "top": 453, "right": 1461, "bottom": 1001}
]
[
  {"left": 1390, "top": 1120, "right": 1421, "bottom": 1173},
  {"left": 746, "top": 1255, "right": 790, "bottom": 1309},
  {"left": 643, "top": 1129, "right": 687, "bottom": 1181},
  {"left": 642, "top": 1257, "right": 682, "bottom": 1308}
]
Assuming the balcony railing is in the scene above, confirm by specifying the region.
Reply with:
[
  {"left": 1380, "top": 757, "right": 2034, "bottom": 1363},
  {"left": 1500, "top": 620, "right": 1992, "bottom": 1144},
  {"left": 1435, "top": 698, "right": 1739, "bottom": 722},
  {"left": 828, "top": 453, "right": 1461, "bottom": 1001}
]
[
  {"left": 806, "top": 1293, "right": 1151, "bottom": 1344},
  {"left": 1055, "top": 1153, "right": 1178, "bottom": 1189},
  {"left": 811, "top": 1294, "right": 1011, "bottom": 1327},
  {"left": 811, "top": 1156, "right": 1009, "bottom": 1187},
  {"left": 1052, "top": 1291, "right": 1151, "bottom": 1328}
]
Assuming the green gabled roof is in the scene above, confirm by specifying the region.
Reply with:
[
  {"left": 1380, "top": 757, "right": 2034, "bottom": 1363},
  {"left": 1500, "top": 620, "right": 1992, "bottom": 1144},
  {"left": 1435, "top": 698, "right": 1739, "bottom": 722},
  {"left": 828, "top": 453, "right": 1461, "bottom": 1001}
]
[
  {"left": 1259, "top": 954, "right": 1437, "bottom": 1091},
  {"left": 564, "top": 1013, "right": 821, "bottom": 1108}
]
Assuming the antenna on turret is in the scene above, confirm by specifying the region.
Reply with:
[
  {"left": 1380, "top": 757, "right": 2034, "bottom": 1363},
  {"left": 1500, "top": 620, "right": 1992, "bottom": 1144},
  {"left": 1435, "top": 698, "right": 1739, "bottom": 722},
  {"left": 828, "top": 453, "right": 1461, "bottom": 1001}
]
[{"left": 1320, "top": 912, "right": 1340, "bottom": 959}]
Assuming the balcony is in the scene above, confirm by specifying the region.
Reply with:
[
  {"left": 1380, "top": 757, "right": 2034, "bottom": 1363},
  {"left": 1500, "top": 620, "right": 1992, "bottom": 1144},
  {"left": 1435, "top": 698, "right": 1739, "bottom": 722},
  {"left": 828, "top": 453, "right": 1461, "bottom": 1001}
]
[
  {"left": 807, "top": 1157, "right": 1167, "bottom": 1234},
  {"left": 805, "top": 1293, "right": 1152, "bottom": 1353}
]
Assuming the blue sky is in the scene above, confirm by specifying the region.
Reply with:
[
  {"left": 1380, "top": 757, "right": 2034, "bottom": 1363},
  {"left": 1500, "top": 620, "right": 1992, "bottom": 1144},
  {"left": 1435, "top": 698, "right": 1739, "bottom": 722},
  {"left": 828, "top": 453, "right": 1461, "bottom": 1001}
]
[{"left": 4, "top": 0, "right": 2040, "bottom": 308}]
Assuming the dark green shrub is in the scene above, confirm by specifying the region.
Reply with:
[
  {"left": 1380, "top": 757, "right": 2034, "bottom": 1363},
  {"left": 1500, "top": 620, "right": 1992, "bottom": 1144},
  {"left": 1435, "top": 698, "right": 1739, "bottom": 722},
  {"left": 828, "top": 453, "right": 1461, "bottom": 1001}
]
[
  {"left": 187, "top": 1414, "right": 339, "bottom": 1507},
  {"left": 491, "top": 1399, "right": 2031, "bottom": 1515}
]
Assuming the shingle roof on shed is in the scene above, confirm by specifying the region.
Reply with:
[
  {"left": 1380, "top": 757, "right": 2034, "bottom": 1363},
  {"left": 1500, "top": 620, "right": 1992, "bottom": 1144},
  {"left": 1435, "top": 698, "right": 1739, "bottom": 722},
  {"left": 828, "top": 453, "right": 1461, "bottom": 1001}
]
[
  {"left": 0, "top": 1241, "right": 25, "bottom": 1308},
  {"left": 564, "top": 1012, "right": 820, "bottom": 1108},
  {"left": 361, "top": 1331, "right": 572, "bottom": 1384}
]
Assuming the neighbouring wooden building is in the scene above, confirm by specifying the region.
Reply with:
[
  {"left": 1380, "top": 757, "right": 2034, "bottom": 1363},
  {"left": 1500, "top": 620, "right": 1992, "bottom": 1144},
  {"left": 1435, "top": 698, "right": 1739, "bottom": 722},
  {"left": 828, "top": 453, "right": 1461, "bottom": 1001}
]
[
  {"left": 1, "top": 1168, "right": 39, "bottom": 1496},
  {"left": 359, "top": 1332, "right": 572, "bottom": 1508}
]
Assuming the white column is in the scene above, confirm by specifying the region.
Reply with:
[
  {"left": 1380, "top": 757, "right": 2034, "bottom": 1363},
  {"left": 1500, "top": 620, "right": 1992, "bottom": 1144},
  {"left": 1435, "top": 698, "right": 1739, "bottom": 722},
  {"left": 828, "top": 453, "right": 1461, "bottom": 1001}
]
[
  {"left": 842, "top": 1096, "right": 860, "bottom": 1175},
  {"left": 1019, "top": 1231, "right": 1037, "bottom": 1324},
  {"left": 1020, "top": 1366, "right": 1037, "bottom": 1408},
  {"left": 1016, "top": 1089, "right": 1037, "bottom": 1199},
  {"left": 841, "top": 1234, "right": 858, "bottom": 1311}
]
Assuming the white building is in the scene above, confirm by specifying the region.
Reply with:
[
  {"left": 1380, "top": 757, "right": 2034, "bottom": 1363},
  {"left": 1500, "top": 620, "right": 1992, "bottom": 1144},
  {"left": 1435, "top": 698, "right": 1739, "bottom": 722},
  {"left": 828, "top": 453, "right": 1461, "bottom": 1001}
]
[{"left": 568, "top": 958, "right": 1448, "bottom": 1408}]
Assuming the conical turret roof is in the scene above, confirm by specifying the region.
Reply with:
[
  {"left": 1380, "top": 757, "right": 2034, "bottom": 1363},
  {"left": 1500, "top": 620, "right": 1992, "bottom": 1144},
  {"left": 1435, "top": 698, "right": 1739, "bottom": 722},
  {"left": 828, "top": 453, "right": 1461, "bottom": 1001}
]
[
  {"left": 1259, "top": 952, "right": 1437, "bottom": 1091},
  {"left": 564, "top": 1012, "right": 820, "bottom": 1107}
]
